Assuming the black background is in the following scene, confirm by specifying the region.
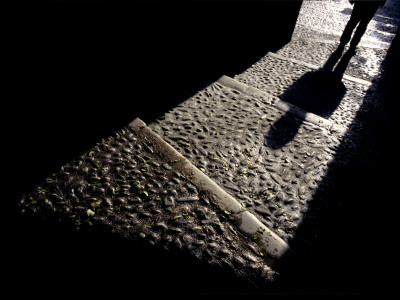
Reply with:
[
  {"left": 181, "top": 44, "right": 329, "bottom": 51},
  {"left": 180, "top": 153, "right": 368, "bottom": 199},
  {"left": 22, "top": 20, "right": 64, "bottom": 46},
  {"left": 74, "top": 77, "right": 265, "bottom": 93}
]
[
  {"left": 1, "top": 0, "right": 303, "bottom": 294},
  {"left": 3, "top": 0, "right": 400, "bottom": 296}
]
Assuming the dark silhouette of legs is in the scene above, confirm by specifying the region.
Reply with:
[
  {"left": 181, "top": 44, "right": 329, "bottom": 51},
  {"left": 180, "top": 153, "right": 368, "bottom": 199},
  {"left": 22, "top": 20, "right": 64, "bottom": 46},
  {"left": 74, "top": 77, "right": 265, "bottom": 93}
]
[
  {"left": 323, "top": 1, "right": 383, "bottom": 77},
  {"left": 333, "top": 49, "right": 356, "bottom": 80},
  {"left": 322, "top": 47, "right": 345, "bottom": 72},
  {"left": 349, "top": 13, "right": 376, "bottom": 50},
  {"left": 339, "top": 4, "right": 363, "bottom": 47},
  {"left": 339, "top": 2, "right": 382, "bottom": 50}
]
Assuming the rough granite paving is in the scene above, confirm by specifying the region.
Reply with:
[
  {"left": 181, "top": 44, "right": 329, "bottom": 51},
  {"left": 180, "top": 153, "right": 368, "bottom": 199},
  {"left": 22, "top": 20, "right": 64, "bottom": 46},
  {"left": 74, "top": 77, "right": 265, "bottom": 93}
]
[
  {"left": 148, "top": 0, "right": 399, "bottom": 275},
  {"left": 15, "top": 0, "right": 400, "bottom": 292},
  {"left": 18, "top": 118, "right": 282, "bottom": 288},
  {"left": 294, "top": 0, "right": 399, "bottom": 47},
  {"left": 234, "top": 53, "right": 371, "bottom": 131},
  {"left": 276, "top": 38, "right": 387, "bottom": 81},
  {"left": 148, "top": 75, "right": 376, "bottom": 259}
]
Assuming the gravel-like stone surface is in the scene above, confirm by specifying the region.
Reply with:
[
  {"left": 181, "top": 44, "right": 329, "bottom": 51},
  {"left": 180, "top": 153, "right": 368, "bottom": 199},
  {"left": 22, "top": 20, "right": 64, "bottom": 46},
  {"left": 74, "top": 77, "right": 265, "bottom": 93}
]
[
  {"left": 18, "top": 126, "right": 276, "bottom": 287},
  {"left": 232, "top": 0, "right": 397, "bottom": 137},
  {"left": 234, "top": 54, "right": 371, "bottom": 130},
  {"left": 14, "top": 0, "right": 398, "bottom": 292},
  {"left": 294, "top": 0, "right": 400, "bottom": 48},
  {"left": 275, "top": 38, "right": 387, "bottom": 82},
  {"left": 149, "top": 81, "right": 351, "bottom": 247}
]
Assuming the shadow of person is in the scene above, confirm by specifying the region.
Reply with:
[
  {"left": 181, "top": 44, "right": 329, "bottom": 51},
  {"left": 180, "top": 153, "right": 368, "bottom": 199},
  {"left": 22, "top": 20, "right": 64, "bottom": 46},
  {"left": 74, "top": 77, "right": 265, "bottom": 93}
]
[
  {"left": 321, "top": 45, "right": 357, "bottom": 79},
  {"left": 321, "top": 46, "right": 346, "bottom": 72},
  {"left": 271, "top": 24, "right": 400, "bottom": 295},
  {"left": 333, "top": 47, "right": 360, "bottom": 81},
  {"left": 265, "top": 111, "right": 304, "bottom": 150},
  {"left": 265, "top": 1, "right": 386, "bottom": 150},
  {"left": 320, "top": 0, "right": 386, "bottom": 74},
  {"left": 321, "top": 0, "right": 385, "bottom": 73},
  {"left": 265, "top": 70, "right": 347, "bottom": 149}
]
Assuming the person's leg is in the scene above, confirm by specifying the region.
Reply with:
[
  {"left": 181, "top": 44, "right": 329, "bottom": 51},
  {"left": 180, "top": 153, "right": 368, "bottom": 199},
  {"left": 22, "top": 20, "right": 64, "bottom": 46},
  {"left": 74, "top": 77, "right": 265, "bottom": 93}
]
[
  {"left": 349, "top": 4, "right": 380, "bottom": 49},
  {"left": 339, "top": 3, "right": 363, "bottom": 46},
  {"left": 349, "top": 20, "right": 370, "bottom": 50}
]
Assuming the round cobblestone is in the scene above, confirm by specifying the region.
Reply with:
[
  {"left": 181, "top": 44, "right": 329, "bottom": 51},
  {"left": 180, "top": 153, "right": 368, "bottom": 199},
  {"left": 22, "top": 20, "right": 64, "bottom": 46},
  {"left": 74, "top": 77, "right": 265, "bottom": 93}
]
[{"left": 19, "top": 125, "right": 277, "bottom": 288}]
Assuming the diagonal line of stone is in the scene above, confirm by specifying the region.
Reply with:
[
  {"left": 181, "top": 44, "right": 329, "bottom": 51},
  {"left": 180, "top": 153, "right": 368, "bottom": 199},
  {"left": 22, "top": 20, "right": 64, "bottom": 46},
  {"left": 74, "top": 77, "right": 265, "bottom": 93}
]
[
  {"left": 18, "top": 113, "right": 287, "bottom": 284},
  {"left": 218, "top": 75, "right": 346, "bottom": 135},
  {"left": 148, "top": 77, "right": 345, "bottom": 256},
  {"left": 130, "top": 118, "right": 291, "bottom": 259}
]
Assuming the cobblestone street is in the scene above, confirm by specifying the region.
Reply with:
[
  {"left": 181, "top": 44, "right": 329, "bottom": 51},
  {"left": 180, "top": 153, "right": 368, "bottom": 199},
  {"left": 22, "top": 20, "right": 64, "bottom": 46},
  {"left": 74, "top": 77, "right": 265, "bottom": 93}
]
[{"left": 3, "top": 0, "right": 400, "bottom": 295}]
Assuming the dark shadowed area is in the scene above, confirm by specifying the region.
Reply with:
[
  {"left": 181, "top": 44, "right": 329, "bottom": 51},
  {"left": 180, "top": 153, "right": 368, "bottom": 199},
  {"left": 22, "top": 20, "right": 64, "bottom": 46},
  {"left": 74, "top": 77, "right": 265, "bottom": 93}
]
[
  {"left": 272, "top": 26, "right": 400, "bottom": 294},
  {"left": 1, "top": 0, "right": 303, "bottom": 294}
]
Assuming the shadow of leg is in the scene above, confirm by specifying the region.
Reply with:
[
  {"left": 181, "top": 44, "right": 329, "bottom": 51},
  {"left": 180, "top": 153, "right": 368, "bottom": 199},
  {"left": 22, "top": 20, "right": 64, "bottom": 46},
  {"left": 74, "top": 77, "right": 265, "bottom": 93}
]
[
  {"left": 333, "top": 49, "right": 357, "bottom": 80},
  {"left": 321, "top": 45, "right": 345, "bottom": 72}
]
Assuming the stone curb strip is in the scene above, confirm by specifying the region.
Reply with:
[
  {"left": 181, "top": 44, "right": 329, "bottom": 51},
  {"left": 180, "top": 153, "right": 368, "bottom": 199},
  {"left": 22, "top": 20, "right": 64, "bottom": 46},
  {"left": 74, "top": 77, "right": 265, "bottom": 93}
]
[
  {"left": 217, "top": 75, "right": 346, "bottom": 134},
  {"left": 129, "top": 118, "right": 291, "bottom": 260}
]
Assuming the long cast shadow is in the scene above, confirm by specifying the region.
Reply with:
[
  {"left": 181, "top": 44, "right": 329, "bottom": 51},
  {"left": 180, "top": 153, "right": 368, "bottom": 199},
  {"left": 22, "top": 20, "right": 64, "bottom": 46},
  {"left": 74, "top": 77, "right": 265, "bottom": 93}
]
[
  {"left": 265, "top": 67, "right": 348, "bottom": 149},
  {"left": 266, "top": 41, "right": 361, "bottom": 150},
  {"left": 273, "top": 26, "right": 400, "bottom": 293}
]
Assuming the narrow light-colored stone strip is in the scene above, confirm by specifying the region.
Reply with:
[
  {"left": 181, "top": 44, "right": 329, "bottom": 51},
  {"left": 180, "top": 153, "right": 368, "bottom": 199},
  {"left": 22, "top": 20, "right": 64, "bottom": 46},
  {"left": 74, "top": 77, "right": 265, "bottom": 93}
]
[
  {"left": 217, "top": 74, "right": 278, "bottom": 105},
  {"left": 129, "top": 118, "right": 243, "bottom": 214},
  {"left": 267, "top": 52, "right": 372, "bottom": 86},
  {"left": 238, "top": 211, "right": 290, "bottom": 259},
  {"left": 274, "top": 99, "right": 346, "bottom": 134},
  {"left": 129, "top": 118, "right": 290, "bottom": 259},
  {"left": 218, "top": 75, "right": 346, "bottom": 135},
  {"left": 274, "top": 99, "right": 331, "bottom": 129}
]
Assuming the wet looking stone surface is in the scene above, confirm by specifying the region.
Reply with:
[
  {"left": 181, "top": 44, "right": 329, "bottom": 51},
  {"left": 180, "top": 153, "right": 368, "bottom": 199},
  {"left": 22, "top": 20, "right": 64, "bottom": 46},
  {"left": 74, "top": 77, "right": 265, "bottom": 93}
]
[
  {"left": 18, "top": 125, "right": 276, "bottom": 288},
  {"left": 149, "top": 81, "right": 344, "bottom": 250},
  {"left": 234, "top": 53, "right": 375, "bottom": 131},
  {"left": 6, "top": 0, "right": 400, "bottom": 294}
]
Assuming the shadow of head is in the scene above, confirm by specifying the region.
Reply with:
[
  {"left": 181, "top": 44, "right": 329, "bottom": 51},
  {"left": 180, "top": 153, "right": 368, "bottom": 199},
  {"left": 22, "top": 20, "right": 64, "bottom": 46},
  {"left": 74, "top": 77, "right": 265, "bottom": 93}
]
[
  {"left": 265, "top": 70, "right": 347, "bottom": 149},
  {"left": 265, "top": 111, "right": 303, "bottom": 150}
]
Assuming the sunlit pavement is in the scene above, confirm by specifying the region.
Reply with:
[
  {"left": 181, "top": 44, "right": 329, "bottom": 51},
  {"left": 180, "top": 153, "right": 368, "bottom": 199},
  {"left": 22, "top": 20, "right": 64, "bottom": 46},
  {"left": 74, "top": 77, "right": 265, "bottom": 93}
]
[
  {"left": 4, "top": 0, "right": 400, "bottom": 295},
  {"left": 147, "top": 0, "right": 400, "bottom": 293}
]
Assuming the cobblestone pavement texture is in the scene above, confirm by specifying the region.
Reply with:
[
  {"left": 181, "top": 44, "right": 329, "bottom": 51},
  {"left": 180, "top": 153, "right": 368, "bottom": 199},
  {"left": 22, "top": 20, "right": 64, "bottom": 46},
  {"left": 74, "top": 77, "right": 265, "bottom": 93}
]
[
  {"left": 149, "top": 82, "right": 342, "bottom": 246},
  {"left": 275, "top": 38, "right": 386, "bottom": 81},
  {"left": 294, "top": 0, "right": 400, "bottom": 47},
  {"left": 234, "top": 53, "right": 372, "bottom": 130},
  {"left": 149, "top": 0, "right": 400, "bottom": 283},
  {"left": 19, "top": 123, "right": 278, "bottom": 287},
  {"left": 234, "top": 1, "right": 400, "bottom": 134},
  {"left": 16, "top": 0, "right": 400, "bottom": 293}
]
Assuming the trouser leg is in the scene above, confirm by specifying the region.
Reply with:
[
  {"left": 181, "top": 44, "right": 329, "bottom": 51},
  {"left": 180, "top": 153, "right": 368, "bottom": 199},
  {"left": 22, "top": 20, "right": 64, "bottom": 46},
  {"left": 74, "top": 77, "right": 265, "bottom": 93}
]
[
  {"left": 339, "top": 6, "right": 362, "bottom": 45},
  {"left": 349, "top": 20, "right": 369, "bottom": 49},
  {"left": 349, "top": 7, "right": 378, "bottom": 48}
]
